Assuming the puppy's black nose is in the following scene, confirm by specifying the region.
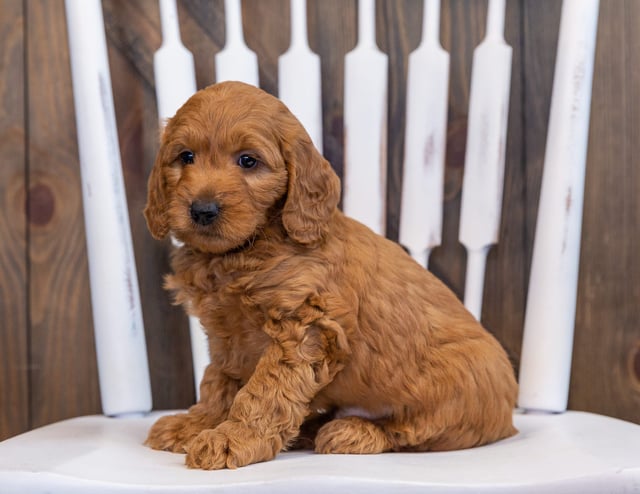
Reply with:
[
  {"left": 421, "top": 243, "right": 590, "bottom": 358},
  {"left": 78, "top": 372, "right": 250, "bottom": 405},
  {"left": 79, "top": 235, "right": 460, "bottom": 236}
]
[{"left": 190, "top": 200, "right": 219, "bottom": 226}]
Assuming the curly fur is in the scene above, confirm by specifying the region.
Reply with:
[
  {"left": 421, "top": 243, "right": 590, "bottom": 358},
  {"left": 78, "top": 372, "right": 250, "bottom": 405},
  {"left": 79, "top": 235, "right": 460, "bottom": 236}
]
[{"left": 144, "top": 81, "right": 518, "bottom": 470}]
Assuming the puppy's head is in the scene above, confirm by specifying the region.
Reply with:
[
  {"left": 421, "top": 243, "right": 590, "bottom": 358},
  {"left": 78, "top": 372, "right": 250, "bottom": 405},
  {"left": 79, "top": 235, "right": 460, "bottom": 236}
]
[{"left": 144, "top": 81, "right": 340, "bottom": 253}]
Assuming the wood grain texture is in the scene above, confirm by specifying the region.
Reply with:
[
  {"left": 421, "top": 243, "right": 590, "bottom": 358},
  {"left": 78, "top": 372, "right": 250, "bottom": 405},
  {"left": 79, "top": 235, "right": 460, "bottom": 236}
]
[
  {"left": 1, "top": 0, "right": 639, "bottom": 440},
  {"left": 0, "top": 0, "right": 28, "bottom": 441},
  {"left": 178, "top": 0, "right": 224, "bottom": 89},
  {"left": 377, "top": 0, "right": 421, "bottom": 242},
  {"left": 570, "top": 0, "right": 640, "bottom": 422},
  {"left": 26, "top": 0, "right": 100, "bottom": 427},
  {"left": 243, "top": 0, "right": 289, "bottom": 93},
  {"left": 307, "top": 0, "right": 357, "bottom": 180}
]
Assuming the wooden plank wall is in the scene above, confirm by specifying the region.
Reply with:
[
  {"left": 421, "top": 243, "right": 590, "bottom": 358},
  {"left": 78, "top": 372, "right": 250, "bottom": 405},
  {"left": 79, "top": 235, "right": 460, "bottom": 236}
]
[
  {"left": 0, "top": 0, "right": 28, "bottom": 440},
  {"left": 1, "top": 0, "right": 639, "bottom": 441}
]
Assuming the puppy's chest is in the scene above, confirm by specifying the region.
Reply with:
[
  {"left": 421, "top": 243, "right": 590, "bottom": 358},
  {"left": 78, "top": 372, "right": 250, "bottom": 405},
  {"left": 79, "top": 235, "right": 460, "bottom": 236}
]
[
  {"left": 177, "top": 255, "right": 276, "bottom": 325},
  {"left": 175, "top": 249, "right": 321, "bottom": 353},
  {"left": 192, "top": 275, "right": 266, "bottom": 333},
  {"left": 185, "top": 267, "right": 271, "bottom": 381}
]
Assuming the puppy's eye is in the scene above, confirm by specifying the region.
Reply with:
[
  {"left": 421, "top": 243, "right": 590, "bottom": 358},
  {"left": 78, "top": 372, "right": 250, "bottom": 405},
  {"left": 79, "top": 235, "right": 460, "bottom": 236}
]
[
  {"left": 179, "top": 151, "right": 195, "bottom": 165},
  {"left": 238, "top": 154, "right": 258, "bottom": 169}
]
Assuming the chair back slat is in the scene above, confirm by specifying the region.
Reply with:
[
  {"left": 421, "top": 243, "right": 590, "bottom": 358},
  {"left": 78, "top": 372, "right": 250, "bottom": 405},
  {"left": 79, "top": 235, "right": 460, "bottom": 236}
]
[
  {"left": 154, "top": 0, "right": 197, "bottom": 124},
  {"left": 399, "top": 0, "right": 449, "bottom": 268},
  {"left": 518, "top": 0, "right": 600, "bottom": 413},
  {"left": 65, "top": 0, "right": 151, "bottom": 416},
  {"left": 215, "top": 0, "right": 259, "bottom": 85},
  {"left": 278, "top": 0, "right": 323, "bottom": 153},
  {"left": 458, "top": 0, "right": 513, "bottom": 320},
  {"left": 342, "top": 0, "right": 389, "bottom": 236}
]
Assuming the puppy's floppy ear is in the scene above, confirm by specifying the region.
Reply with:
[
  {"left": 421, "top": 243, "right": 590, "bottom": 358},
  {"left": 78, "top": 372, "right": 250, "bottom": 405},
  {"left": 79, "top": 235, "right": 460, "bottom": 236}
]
[
  {"left": 144, "top": 151, "right": 170, "bottom": 239},
  {"left": 281, "top": 133, "right": 340, "bottom": 246}
]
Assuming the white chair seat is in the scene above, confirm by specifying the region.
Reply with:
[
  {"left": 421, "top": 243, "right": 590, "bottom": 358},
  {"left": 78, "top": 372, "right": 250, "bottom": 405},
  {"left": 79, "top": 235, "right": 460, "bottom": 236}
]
[{"left": 1, "top": 410, "right": 639, "bottom": 493}]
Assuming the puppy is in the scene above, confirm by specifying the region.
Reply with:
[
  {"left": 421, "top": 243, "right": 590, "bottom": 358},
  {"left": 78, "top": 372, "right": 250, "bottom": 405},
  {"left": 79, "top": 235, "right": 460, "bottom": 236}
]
[{"left": 144, "top": 81, "right": 517, "bottom": 470}]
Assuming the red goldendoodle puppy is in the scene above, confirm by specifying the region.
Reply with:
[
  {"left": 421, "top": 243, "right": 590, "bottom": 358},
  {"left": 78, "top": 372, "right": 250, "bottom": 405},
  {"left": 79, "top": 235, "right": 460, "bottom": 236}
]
[{"left": 144, "top": 81, "right": 517, "bottom": 469}]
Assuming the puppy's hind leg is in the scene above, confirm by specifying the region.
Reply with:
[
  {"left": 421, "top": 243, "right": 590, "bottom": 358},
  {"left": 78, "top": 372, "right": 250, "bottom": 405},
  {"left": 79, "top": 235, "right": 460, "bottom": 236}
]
[
  {"left": 314, "top": 417, "right": 393, "bottom": 454},
  {"left": 374, "top": 409, "right": 507, "bottom": 453},
  {"left": 314, "top": 410, "right": 479, "bottom": 454}
]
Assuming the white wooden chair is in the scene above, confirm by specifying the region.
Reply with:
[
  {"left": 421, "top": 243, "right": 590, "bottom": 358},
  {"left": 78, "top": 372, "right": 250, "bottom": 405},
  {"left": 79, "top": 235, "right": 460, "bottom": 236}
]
[{"left": 1, "top": 0, "right": 639, "bottom": 492}]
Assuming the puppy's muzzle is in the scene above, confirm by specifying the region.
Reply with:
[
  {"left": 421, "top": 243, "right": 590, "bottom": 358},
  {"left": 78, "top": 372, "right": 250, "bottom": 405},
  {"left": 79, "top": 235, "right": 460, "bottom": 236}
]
[{"left": 190, "top": 200, "right": 220, "bottom": 226}]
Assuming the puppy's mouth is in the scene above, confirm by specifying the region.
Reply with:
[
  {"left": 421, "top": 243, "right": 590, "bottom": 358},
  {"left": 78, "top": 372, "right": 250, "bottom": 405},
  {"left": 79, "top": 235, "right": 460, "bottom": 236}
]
[
  {"left": 173, "top": 209, "right": 256, "bottom": 255},
  {"left": 176, "top": 226, "right": 247, "bottom": 254}
]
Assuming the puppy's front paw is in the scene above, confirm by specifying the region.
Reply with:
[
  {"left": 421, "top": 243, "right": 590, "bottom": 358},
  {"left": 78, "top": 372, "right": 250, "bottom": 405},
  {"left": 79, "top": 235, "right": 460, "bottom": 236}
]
[
  {"left": 145, "top": 412, "right": 214, "bottom": 453},
  {"left": 186, "top": 421, "right": 280, "bottom": 470}
]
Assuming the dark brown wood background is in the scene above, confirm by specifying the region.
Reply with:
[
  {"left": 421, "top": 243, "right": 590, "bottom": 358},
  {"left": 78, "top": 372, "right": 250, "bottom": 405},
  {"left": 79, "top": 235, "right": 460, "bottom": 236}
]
[{"left": 1, "top": 0, "right": 639, "bottom": 441}]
